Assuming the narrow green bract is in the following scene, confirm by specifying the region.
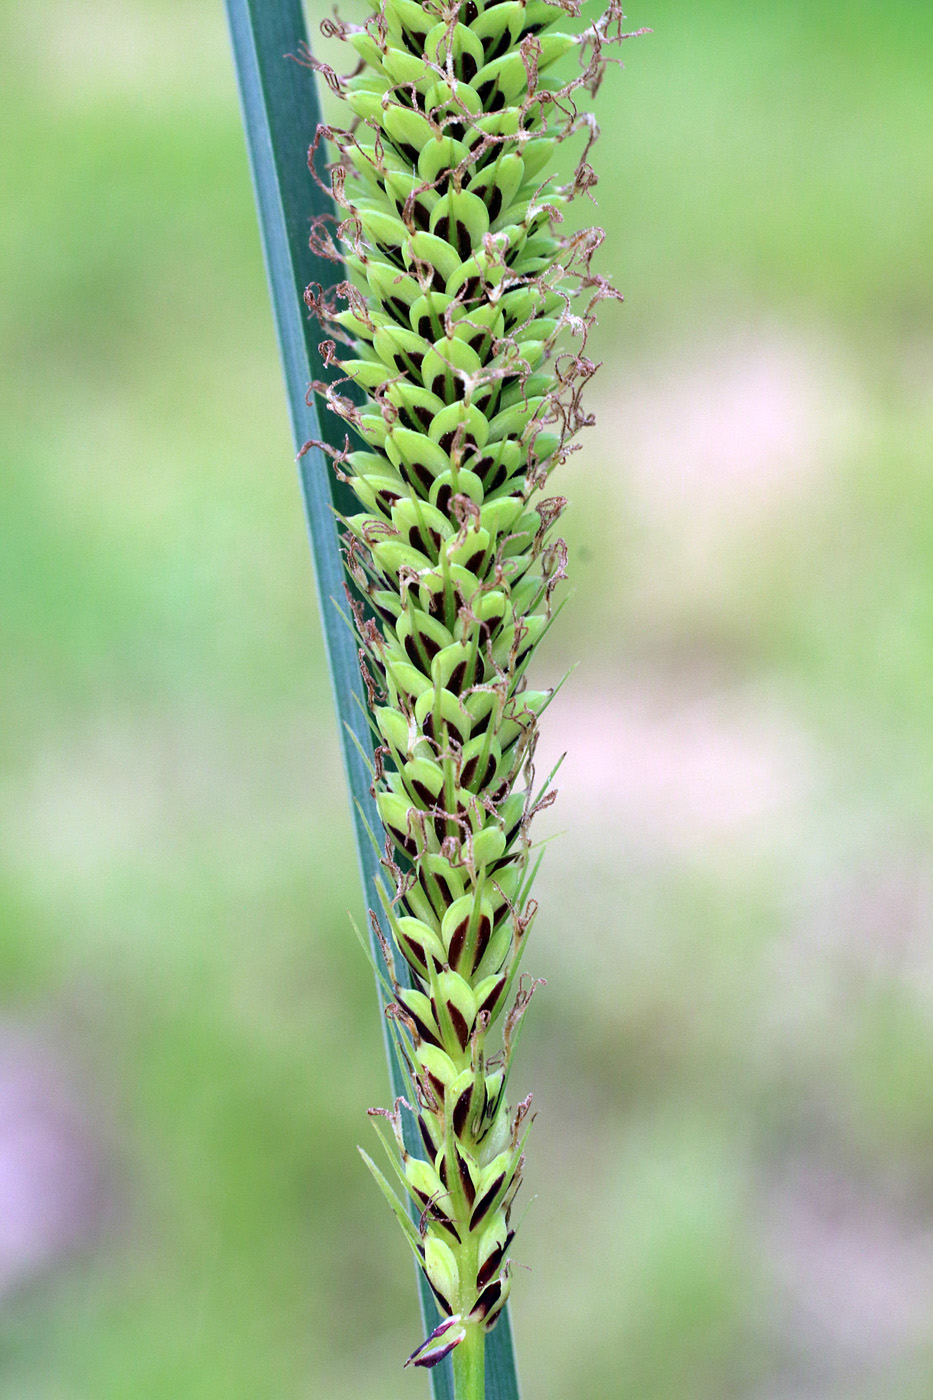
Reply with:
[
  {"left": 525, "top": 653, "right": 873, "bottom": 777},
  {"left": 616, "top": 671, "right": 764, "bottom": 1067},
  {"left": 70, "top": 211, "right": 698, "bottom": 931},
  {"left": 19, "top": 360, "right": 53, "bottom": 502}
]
[{"left": 303, "top": 0, "right": 633, "bottom": 1378}]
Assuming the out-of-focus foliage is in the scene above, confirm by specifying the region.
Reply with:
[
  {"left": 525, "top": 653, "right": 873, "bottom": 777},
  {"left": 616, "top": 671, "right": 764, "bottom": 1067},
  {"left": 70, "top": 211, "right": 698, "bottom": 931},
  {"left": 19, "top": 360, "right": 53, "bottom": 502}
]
[{"left": 1, "top": 3, "right": 931, "bottom": 1398}]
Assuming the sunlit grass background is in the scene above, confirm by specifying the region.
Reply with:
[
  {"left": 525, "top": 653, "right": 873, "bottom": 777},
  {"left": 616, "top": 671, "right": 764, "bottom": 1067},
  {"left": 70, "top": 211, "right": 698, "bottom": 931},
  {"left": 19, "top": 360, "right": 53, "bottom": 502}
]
[{"left": 2, "top": 2, "right": 932, "bottom": 1397}]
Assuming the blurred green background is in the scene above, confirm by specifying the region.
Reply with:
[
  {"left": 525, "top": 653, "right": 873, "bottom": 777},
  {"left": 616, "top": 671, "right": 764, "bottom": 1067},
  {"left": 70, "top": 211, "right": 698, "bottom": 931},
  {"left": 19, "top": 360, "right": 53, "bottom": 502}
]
[{"left": 2, "top": 1, "right": 932, "bottom": 1397}]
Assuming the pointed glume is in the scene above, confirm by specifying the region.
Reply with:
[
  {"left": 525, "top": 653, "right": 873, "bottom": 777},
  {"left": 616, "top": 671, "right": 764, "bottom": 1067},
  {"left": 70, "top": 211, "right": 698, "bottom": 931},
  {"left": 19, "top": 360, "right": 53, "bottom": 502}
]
[{"left": 305, "top": 0, "right": 632, "bottom": 1365}]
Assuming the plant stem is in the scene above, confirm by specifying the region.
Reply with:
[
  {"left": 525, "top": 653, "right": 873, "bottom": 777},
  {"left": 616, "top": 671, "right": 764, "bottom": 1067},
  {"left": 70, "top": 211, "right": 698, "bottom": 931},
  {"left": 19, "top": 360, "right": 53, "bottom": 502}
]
[{"left": 452, "top": 1325, "right": 485, "bottom": 1400}]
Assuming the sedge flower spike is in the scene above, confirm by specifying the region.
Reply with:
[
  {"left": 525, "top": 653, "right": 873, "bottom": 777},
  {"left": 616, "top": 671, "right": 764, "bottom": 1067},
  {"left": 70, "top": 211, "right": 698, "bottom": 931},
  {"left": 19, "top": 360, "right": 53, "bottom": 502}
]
[{"left": 301, "top": 0, "right": 638, "bottom": 1382}]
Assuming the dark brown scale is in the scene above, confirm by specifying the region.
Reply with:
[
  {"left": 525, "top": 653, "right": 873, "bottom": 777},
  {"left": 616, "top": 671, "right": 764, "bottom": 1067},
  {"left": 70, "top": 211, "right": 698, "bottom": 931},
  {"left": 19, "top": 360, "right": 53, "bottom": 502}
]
[
  {"left": 447, "top": 916, "right": 469, "bottom": 970},
  {"left": 455, "top": 220, "right": 473, "bottom": 261},
  {"left": 422, "top": 886, "right": 448, "bottom": 927},
  {"left": 477, "top": 976, "right": 506, "bottom": 1018},
  {"left": 485, "top": 1076, "right": 505, "bottom": 1122},
  {"left": 420, "top": 616, "right": 445, "bottom": 652},
  {"left": 459, "top": 275, "right": 482, "bottom": 304},
  {"left": 464, "top": 549, "right": 486, "bottom": 573},
  {"left": 428, "top": 1072, "right": 447, "bottom": 1103},
  {"left": 369, "top": 599, "right": 397, "bottom": 625},
  {"left": 407, "top": 525, "right": 433, "bottom": 556},
  {"left": 433, "top": 214, "right": 452, "bottom": 247},
  {"left": 424, "top": 365, "right": 449, "bottom": 402},
  {"left": 438, "top": 1154, "right": 450, "bottom": 1189},
  {"left": 447, "top": 658, "right": 469, "bottom": 693},
  {"left": 407, "top": 1005, "right": 445, "bottom": 1049},
  {"left": 419, "top": 631, "right": 442, "bottom": 662},
  {"left": 387, "top": 296, "right": 411, "bottom": 323},
  {"left": 418, "top": 1113, "right": 437, "bottom": 1158},
  {"left": 459, "top": 52, "right": 478, "bottom": 82},
  {"left": 485, "top": 461, "right": 509, "bottom": 492},
  {"left": 487, "top": 851, "right": 515, "bottom": 884},
  {"left": 439, "top": 430, "right": 478, "bottom": 455},
  {"left": 433, "top": 813, "right": 449, "bottom": 845},
  {"left": 412, "top": 200, "right": 431, "bottom": 232},
  {"left": 447, "top": 1000, "right": 471, "bottom": 1050},
  {"left": 486, "top": 184, "right": 504, "bottom": 223},
  {"left": 504, "top": 240, "right": 532, "bottom": 270},
  {"left": 477, "top": 82, "right": 505, "bottom": 113},
  {"left": 470, "top": 145, "right": 499, "bottom": 179},
  {"left": 401, "top": 459, "right": 435, "bottom": 495},
  {"left": 413, "top": 402, "right": 435, "bottom": 431},
  {"left": 375, "top": 489, "right": 401, "bottom": 511},
  {"left": 434, "top": 483, "right": 453, "bottom": 516},
  {"left": 392, "top": 351, "right": 420, "bottom": 380},
  {"left": 460, "top": 754, "right": 478, "bottom": 788},
  {"left": 437, "top": 870, "right": 460, "bottom": 906},
  {"left": 420, "top": 880, "right": 448, "bottom": 924},
  {"left": 428, "top": 1204, "right": 461, "bottom": 1239},
  {"left": 402, "top": 938, "right": 426, "bottom": 972},
  {"left": 456, "top": 1149, "right": 477, "bottom": 1205},
  {"left": 453, "top": 714, "right": 470, "bottom": 745},
  {"left": 479, "top": 753, "right": 497, "bottom": 788},
  {"left": 472, "top": 1278, "right": 503, "bottom": 1320},
  {"left": 400, "top": 894, "right": 425, "bottom": 930},
  {"left": 388, "top": 822, "right": 418, "bottom": 858},
  {"left": 489, "top": 901, "right": 511, "bottom": 933},
  {"left": 469, "top": 706, "right": 492, "bottom": 739},
  {"left": 429, "top": 591, "right": 451, "bottom": 624},
  {"left": 403, "top": 633, "right": 424, "bottom": 669},
  {"left": 469, "top": 1173, "right": 505, "bottom": 1229},
  {"left": 462, "top": 0, "right": 478, "bottom": 21},
  {"left": 476, "top": 1238, "right": 508, "bottom": 1289},
  {"left": 452, "top": 1085, "right": 473, "bottom": 1138},
  {"left": 493, "top": 30, "right": 515, "bottom": 62},
  {"left": 416, "top": 312, "right": 436, "bottom": 340},
  {"left": 411, "top": 779, "right": 436, "bottom": 807},
  {"left": 424, "top": 1275, "right": 453, "bottom": 1316},
  {"left": 472, "top": 912, "right": 493, "bottom": 966}
]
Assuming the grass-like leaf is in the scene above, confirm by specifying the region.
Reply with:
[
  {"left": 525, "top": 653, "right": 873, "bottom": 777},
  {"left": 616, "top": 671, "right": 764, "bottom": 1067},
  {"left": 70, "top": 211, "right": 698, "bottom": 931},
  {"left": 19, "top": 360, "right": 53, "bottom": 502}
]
[{"left": 224, "top": 3, "right": 521, "bottom": 1396}]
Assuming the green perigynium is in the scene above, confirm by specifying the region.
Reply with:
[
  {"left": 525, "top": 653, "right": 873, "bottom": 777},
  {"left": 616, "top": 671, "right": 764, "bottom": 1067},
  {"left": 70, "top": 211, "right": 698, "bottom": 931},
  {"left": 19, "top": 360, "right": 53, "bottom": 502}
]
[{"left": 302, "top": 0, "right": 635, "bottom": 1380}]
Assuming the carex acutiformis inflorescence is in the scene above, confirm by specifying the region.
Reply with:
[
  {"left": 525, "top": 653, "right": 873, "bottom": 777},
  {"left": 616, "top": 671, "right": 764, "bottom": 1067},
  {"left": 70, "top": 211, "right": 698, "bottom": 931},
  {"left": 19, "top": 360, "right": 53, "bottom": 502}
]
[{"left": 302, "top": 0, "right": 634, "bottom": 1374}]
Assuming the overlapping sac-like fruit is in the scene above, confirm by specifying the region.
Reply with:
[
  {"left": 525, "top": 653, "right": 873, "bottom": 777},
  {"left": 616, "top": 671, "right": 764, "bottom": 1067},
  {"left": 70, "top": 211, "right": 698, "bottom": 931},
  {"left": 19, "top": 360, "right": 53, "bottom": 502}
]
[{"left": 303, "top": 0, "right": 634, "bottom": 1373}]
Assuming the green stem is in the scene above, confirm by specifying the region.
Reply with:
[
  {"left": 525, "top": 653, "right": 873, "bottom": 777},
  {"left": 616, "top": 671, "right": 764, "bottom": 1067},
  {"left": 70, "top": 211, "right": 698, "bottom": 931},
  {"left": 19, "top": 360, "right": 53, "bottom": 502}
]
[{"left": 452, "top": 1325, "right": 486, "bottom": 1400}]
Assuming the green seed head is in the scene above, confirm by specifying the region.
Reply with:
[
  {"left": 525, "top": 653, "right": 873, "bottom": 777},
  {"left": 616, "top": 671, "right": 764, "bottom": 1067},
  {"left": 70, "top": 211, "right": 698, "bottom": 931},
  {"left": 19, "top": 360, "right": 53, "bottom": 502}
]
[{"left": 307, "top": 0, "right": 636, "bottom": 1368}]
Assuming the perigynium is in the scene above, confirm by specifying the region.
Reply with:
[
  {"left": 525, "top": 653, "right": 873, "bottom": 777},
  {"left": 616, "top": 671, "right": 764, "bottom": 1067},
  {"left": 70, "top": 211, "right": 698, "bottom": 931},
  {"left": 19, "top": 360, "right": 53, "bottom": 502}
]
[{"left": 301, "top": 0, "right": 638, "bottom": 1391}]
